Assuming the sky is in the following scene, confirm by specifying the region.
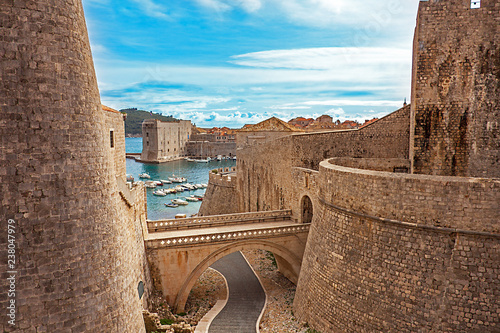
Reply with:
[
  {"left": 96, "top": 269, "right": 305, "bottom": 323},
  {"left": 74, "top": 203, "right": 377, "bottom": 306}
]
[{"left": 82, "top": 0, "right": 420, "bottom": 128}]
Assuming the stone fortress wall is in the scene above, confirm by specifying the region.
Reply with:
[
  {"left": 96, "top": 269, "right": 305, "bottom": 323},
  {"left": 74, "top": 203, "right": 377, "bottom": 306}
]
[
  {"left": 0, "top": 1, "right": 151, "bottom": 332},
  {"left": 294, "top": 159, "right": 500, "bottom": 332},
  {"left": 233, "top": 1, "right": 500, "bottom": 332},
  {"left": 198, "top": 167, "right": 238, "bottom": 216},
  {"left": 141, "top": 119, "right": 192, "bottom": 162},
  {"left": 103, "top": 106, "right": 127, "bottom": 178},
  {"left": 186, "top": 141, "right": 237, "bottom": 159},
  {"left": 411, "top": 0, "right": 500, "bottom": 178},
  {"left": 236, "top": 105, "right": 411, "bottom": 216}
]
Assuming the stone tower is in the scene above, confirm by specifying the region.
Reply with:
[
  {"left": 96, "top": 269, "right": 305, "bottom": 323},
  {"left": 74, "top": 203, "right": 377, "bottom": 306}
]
[
  {"left": 1, "top": 1, "right": 148, "bottom": 332},
  {"left": 410, "top": 0, "right": 500, "bottom": 177}
]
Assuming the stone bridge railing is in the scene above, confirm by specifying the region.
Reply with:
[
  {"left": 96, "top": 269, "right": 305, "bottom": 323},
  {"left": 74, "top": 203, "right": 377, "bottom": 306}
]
[
  {"left": 145, "top": 223, "right": 310, "bottom": 249},
  {"left": 147, "top": 210, "right": 292, "bottom": 233}
]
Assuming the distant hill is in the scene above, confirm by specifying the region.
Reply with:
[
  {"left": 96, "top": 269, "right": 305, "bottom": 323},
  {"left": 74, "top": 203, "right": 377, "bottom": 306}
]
[{"left": 120, "top": 108, "right": 177, "bottom": 136}]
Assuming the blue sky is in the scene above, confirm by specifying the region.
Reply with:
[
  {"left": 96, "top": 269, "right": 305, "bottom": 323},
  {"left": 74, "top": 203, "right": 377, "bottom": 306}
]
[{"left": 83, "top": 0, "right": 420, "bottom": 128}]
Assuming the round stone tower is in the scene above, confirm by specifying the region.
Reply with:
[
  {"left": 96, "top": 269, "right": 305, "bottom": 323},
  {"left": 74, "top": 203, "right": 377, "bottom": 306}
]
[{"left": 1, "top": 1, "right": 146, "bottom": 332}]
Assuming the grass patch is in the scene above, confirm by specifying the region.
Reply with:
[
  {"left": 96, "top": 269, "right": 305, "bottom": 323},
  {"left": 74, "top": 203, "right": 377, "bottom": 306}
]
[{"left": 160, "top": 318, "right": 174, "bottom": 325}]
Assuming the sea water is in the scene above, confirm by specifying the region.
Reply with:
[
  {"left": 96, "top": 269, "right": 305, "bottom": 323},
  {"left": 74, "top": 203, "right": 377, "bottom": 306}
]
[{"left": 125, "top": 138, "right": 236, "bottom": 220}]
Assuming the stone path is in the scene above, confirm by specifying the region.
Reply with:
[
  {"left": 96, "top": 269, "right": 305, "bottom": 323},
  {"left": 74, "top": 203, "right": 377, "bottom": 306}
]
[{"left": 208, "top": 251, "right": 266, "bottom": 333}]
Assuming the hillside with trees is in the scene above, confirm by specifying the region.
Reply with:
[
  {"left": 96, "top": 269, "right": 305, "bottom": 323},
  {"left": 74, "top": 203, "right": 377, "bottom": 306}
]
[{"left": 121, "top": 108, "right": 177, "bottom": 136}]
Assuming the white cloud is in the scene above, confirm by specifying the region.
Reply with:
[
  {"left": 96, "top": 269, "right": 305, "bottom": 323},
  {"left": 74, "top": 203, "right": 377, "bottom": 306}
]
[
  {"left": 195, "top": 0, "right": 231, "bottom": 12},
  {"left": 266, "top": 104, "right": 312, "bottom": 110},
  {"left": 302, "top": 99, "right": 402, "bottom": 107},
  {"left": 194, "top": 0, "right": 261, "bottom": 13},
  {"left": 268, "top": 0, "right": 415, "bottom": 28},
  {"left": 231, "top": 47, "right": 411, "bottom": 71},
  {"left": 236, "top": 0, "right": 262, "bottom": 12},
  {"left": 129, "top": 0, "right": 169, "bottom": 19}
]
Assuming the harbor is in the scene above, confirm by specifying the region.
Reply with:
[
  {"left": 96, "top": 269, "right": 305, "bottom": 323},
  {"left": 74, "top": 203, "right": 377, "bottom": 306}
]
[{"left": 126, "top": 138, "right": 236, "bottom": 220}]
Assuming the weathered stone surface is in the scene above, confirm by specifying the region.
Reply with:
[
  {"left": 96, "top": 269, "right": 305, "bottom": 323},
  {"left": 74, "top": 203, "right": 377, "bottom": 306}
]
[
  {"left": 411, "top": 0, "right": 500, "bottom": 178},
  {"left": 198, "top": 168, "right": 239, "bottom": 216},
  {"left": 0, "top": 1, "right": 151, "bottom": 332},
  {"left": 141, "top": 119, "right": 192, "bottom": 162}
]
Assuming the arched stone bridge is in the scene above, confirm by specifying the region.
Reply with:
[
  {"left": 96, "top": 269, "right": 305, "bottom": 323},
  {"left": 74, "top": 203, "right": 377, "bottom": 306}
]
[{"left": 144, "top": 210, "right": 310, "bottom": 312}]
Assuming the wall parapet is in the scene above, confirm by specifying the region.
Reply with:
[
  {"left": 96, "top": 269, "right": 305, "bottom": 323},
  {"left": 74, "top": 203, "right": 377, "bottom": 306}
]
[
  {"left": 147, "top": 209, "right": 292, "bottom": 233},
  {"left": 208, "top": 167, "right": 237, "bottom": 187},
  {"left": 319, "top": 197, "right": 500, "bottom": 239},
  {"left": 321, "top": 159, "right": 500, "bottom": 233},
  {"left": 328, "top": 157, "right": 410, "bottom": 173},
  {"left": 145, "top": 223, "right": 310, "bottom": 249}
]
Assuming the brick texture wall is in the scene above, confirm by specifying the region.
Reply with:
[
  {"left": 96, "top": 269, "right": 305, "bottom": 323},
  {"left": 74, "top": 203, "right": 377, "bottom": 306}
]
[
  {"left": 411, "top": 0, "right": 500, "bottom": 177},
  {"left": 0, "top": 1, "right": 149, "bottom": 332}
]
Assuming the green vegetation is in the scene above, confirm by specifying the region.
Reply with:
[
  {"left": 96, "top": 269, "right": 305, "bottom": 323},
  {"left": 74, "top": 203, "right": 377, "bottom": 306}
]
[
  {"left": 306, "top": 329, "right": 321, "bottom": 333},
  {"left": 176, "top": 312, "right": 187, "bottom": 316},
  {"left": 121, "top": 108, "right": 177, "bottom": 136},
  {"left": 266, "top": 251, "right": 277, "bottom": 268},
  {"left": 159, "top": 318, "right": 174, "bottom": 325}
]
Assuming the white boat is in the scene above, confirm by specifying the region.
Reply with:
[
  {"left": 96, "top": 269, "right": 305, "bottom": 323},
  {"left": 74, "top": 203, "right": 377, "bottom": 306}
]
[
  {"left": 154, "top": 181, "right": 163, "bottom": 186},
  {"left": 139, "top": 173, "right": 151, "bottom": 179},
  {"left": 153, "top": 190, "right": 166, "bottom": 196},
  {"left": 145, "top": 183, "right": 156, "bottom": 189},
  {"left": 171, "top": 199, "right": 188, "bottom": 205},
  {"left": 185, "top": 196, "right": 199, "bottom": 202},
  {"left": 165, "top": 203, "right": 178, "bottom": 208},
  {"left": 164, "top": 188, "right": 177, "bottom": 194},
  {"left": 201, "top": 183, "right": 208, "bottom": 188},
  {"left": 195, "top": 159, "right": 209, "bottom": 163},
  {"left": 174, "top": 185, "right": 187, "bottom": 192},
  {"left": 161, "top": 179, "right": 172, "bottom": 184},
  {"left": 169, "top": 175, "right": 186, "bottom": 183},
  {"left": 195, "top": 184, "right": 203, "bottom": 189},
  {"left": 216, "top": 155, "right": 222, "bottom": 161}
]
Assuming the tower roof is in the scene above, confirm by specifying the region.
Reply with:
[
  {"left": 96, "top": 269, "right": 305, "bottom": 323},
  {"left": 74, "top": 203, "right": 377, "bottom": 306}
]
[{"left": 238, "top": 117, "right": 304, "bottom": 132}]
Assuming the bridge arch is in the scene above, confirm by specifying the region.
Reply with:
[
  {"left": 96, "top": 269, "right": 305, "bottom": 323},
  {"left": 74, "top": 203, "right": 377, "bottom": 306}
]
[{"left": 173, "top": 240, "right": 302, "bottom": 312}]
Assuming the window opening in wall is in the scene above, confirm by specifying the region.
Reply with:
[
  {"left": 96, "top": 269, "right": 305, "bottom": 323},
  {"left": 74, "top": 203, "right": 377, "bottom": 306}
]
[
  {"left": 137, "top": 281, "right": 144, "bottom": 299},
  {"left": 471, "top": 0, "right": 480, "bottom": 8},
  {"left": 301, "top": 195, "right": 313, "bottom": 224},
  {"left": 109, "top": 130, "right": 114, "bottom": 148}
]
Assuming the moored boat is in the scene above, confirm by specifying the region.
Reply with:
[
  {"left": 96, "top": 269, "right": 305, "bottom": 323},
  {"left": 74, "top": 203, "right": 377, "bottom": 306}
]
[
  {"left": 153, "top": 190, "right": 166, "bottom": 196},
  {"left": 171, "top": 198, "right": 188, "bottom": 205},
  {"left": 165, "top": 203, "right": 178, "bottom": 208},
  {"left": 144, "top": 181, "right": 157, "bottom": 188},
  {"left": 139, "top": 173, "right": 151, "bottom": 179}
]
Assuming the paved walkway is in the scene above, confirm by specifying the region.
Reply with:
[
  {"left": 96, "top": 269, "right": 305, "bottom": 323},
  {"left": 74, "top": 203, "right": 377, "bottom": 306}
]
[{"left": 208, "top": 251, "right": 266, "bottom": 333}]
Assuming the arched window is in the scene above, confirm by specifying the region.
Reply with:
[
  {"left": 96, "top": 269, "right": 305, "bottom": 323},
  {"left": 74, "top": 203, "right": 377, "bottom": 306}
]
[{"left": 301, "top": 196, "right": 313, "bottom": 224}]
